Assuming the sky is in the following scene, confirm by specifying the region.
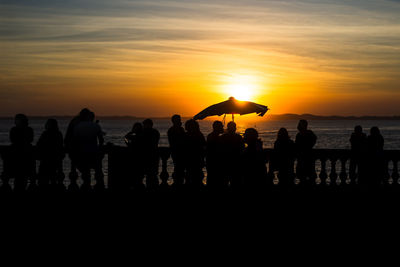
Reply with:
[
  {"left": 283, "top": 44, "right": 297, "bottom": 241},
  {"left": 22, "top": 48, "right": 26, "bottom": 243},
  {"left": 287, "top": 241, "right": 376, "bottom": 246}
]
[{"left": 1, "top": 0, "right": 400, "bottom": 117}]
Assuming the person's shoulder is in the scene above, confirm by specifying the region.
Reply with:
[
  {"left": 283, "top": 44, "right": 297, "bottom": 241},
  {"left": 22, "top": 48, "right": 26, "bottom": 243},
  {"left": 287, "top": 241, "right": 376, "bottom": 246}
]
[
  {"left": 69, "top": 116, "right": 80, "bottom": 125},
  {"left": 94, "top": 122, "right": 102, "bottom": 130},
  {"left": 207, "top": 132, "right": 218, "bottom": 139},
  {"left": 232, "top": 133, "right": 242, "bottom": 140},
  {"left": 199, "top": 132, "right": 205, "bottom": 140},
  {"left": 307, "top": 130, "right": 316, "bottom": 137}
]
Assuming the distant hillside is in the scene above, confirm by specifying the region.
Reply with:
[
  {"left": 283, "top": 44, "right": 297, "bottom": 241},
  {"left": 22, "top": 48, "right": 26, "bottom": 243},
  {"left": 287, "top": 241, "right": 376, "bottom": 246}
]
[
  {"left": 266, "top": 114, "right": 400, "bottom": 121},
  {"left": 0, "top": 114, "right": 400, "bottom": 121}
]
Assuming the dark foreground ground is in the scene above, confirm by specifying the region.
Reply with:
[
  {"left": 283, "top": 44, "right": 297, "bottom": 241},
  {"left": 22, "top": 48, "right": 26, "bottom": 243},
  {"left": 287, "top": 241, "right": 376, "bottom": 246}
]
[{"left": 1, "top": 184, "right": 399, "bottom": 263}]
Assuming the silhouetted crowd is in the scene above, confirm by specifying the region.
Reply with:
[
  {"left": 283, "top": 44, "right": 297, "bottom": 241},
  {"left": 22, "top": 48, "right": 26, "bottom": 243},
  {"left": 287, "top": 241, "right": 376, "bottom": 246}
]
[{"left": 0, "top": 109, "right": 390, "bottom": 193}]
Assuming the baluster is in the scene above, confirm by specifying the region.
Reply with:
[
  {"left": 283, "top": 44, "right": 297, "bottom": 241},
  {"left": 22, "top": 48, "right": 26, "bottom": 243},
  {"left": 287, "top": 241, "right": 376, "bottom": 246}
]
[
  {"left": 319, "top": 157, "right": 327, "bottom": 186},
  {"left": 159, "top": 147, "right": 171, "bottom": 189},
  {"left": 311, "top": 156, "right": 317, "bottom": 186},
  {"left": 339, "top": 158, "right": 348, "bottom": 186},
  {"left": 68, "top": 158, "right": 79, "bottom": 192},
  {"left": 330, "top": 158, "right": 338, "bottom": 186},
  {"left": 392, "top": 160, "right": 399, "bottom": 186},
  {"left": 0, "top": 146, "right": 12, "bottom": 192},
  {"left": 383, "top": 159, "right": 391, "bottom": 186}
]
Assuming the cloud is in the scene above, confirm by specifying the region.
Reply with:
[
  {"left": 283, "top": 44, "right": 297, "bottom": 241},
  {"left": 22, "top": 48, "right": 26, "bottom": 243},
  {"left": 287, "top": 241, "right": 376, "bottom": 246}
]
[{"left": 1, "top": 0, "right": 400, "bottom": 115}]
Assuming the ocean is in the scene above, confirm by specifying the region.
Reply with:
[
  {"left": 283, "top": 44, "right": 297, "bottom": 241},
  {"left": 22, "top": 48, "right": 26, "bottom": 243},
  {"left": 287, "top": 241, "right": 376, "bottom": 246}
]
[{"left": 0, "top": 118, "right": 399, "bottom": 149}]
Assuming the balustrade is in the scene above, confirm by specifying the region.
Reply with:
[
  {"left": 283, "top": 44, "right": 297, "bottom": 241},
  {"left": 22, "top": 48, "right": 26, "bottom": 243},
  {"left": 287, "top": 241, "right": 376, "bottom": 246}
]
[{"left": 1, "top": 145, "right": 400, "bottom": 192}]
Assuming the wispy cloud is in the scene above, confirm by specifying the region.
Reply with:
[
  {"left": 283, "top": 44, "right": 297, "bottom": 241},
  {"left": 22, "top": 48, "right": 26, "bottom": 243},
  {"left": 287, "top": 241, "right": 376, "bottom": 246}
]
[{"left": 1, "top": 0, "right": 400, "bottom": 115}]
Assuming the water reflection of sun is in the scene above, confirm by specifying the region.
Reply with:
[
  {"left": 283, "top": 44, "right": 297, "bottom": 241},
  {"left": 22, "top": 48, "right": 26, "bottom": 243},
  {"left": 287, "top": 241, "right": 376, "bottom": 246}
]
[{"left": 222, "top": 74, "right": 261, "bottom": 101}]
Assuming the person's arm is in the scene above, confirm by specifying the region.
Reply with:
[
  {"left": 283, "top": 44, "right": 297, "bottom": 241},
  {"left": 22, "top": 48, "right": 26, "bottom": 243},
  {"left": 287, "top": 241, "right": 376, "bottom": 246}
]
[
  {"left": 28, "top": 127, "right": 34, "bottom": 144},
  {"left": 311, "top": 131, "right": 317, "bottom": 147},
  {"left": 240, "top": 136, "right": 245, "bottom": 151},
  {"left": 9, "top": 128, "right": 15, "bottom": 144},
  {"left": 124, "top": 131, "right": 133, "bottom": 140},
  {"left": 58, "top": 132, "right": 66, "bottom": 158},
  {"left": 156, "top": 130, "right": 160, "bottom": 145},
  {"left": 167, "top": 128, "right": 173, "bottom": 146},
  {"left": 99, "top": 134, "right": 104, "bottom": 146},
  {"left": 97, "top": 125, "right": 104, "bottom": 146},
  {"left": 124, "top": 132, "right": 132, "bottom": 146}
]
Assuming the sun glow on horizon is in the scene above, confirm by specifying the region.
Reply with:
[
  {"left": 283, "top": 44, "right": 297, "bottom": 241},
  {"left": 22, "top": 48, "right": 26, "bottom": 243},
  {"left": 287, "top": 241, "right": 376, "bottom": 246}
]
[{"left": 221, "top": 74, "right": 261, "bottom": 101}]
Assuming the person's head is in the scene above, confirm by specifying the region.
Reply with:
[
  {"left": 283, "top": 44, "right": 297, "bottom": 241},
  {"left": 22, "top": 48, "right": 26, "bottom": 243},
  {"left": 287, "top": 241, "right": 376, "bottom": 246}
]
[
  {"left": 143, "top": 119, "right": 153, "bottom": 129},
  {"left": 370, "top": 126, "right": 380, "bottom": 136},
  {"left": 297, "top": 119, "right": 308, "bottom": 132},
  {"left": 277, "top": 128, "right": 290, "bottom": 141},
  {"left": 45, "top": 118, "right": 59, "bottom": 131},
  {"left": 14, "top": 114, "right": 29, "bottom": 127},
  {"left": 185, "top": 119, "right": 200, "bottom": 134},
  {"left": 227, "top": 121, "right": 237, "bottom": 134},
  {"left": 354, "top": 125, "right": 363, "bottom": 134},
  {"left": 79, "top": 108, "right": 91, "bottom": 121},
  {"left": 212, "top": 121, "right": 224, "bottom": 134},
  {"left": 244, "top": 128, "right": 259, "bottom": 145},
  {"left": 171, "top": 114, "right": 182, "bottom": 127},
  {"left": 132, "top": 122, "right": 143, "bottom": 133}
]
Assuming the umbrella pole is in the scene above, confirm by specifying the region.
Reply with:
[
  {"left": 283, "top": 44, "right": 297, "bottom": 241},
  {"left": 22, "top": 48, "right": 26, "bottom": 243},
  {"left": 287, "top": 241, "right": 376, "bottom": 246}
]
[
  {"left": 223, "top": 114, "right": 226, "bottom": 126},
  {"left": 232, "top": 114, "right": 234, "bottom": 122}
]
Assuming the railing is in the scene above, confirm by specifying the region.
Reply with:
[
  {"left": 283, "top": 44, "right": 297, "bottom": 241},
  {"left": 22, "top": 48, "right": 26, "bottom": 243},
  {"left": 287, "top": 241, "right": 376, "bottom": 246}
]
[{"left": 0, "top": 145, "right": 399, "bottom": 192}]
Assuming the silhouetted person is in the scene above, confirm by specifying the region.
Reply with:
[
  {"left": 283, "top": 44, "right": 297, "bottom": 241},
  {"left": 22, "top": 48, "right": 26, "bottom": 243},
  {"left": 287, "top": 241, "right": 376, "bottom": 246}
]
[
  {"left": 168, "top": 114, "right": 186, "bottom": 188},
  {"left": 65, "top": 108, "right": 91, "bottom": 189},
  {"left": 206, "top": 121, "right": 224, "bottom": 190},
  {"left": 273, "top": 128, "right": 295, "bottom": 189},
  {"left": 349, "top": 125, "right": 367, "bottom": 184},
  {"left": 220, "top": 121, "right": 245, "bottom": 190},
  {"left": 241, "top": 128, "right": 267, "bottom": 191},
  {"left": 125, "top": 122, "right": 143, "bottom": 148},
  {"left": 73, "top": 111, "right": 104, "bottom": 191},
  {"left": 37, "top": 119, "right": 65, "bottom": 190},
  {"left": 125, "top": 122, "right": 145, "bottom": 190},
  {"left": 184, "top": 119, "right": 206, "bottom": 190},
  {"left": 295, "top": 120, "right": 317, "bottom": 186},
  {"left": 365, "top": 127, "right": 385, "bottom": 189},
  {"left": 142, "top": 119, "right": 160, "bottom": 190},
  {"left": 9, "top": 114, "right": 35, "bottom": 191}
]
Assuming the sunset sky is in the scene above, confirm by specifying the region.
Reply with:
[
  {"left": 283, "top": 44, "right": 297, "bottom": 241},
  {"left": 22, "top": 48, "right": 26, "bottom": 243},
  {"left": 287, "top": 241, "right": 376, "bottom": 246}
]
[{"left": 1, "top": 0, "right": 400, "bottom": 117}]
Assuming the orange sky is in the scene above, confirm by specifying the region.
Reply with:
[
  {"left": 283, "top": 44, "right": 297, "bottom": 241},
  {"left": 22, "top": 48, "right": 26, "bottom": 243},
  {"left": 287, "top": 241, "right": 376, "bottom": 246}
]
[{"left": 1, "top": 0, "right": 400, "bottom": 117}]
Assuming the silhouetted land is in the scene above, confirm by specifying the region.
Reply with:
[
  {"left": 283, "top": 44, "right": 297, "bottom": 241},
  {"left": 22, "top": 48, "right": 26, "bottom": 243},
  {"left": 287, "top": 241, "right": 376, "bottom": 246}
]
[{"left": 1, "top": 114, "right": 400, "bottom": 121}]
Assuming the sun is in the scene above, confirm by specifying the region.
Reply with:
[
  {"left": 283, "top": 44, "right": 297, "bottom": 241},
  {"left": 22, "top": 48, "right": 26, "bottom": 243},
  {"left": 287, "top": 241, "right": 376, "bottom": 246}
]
[
  {"left": 229, "top": 83, "right": 254, "bottom": 101},
  {"left": 222, "top": 74, "right": 260, "bottom": 101}
]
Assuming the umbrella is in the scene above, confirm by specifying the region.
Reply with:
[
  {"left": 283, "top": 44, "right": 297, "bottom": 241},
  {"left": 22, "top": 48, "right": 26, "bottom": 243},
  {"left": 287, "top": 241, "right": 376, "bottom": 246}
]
[{"left": 193, "top": 97, "right": 268, "bottom": 121}]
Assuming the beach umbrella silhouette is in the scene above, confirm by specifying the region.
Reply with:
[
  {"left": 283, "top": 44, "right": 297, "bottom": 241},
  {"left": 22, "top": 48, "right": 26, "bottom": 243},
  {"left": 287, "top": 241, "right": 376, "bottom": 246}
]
[{"left": 193, "top": 97, "right": 269, "bottom": 122}]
